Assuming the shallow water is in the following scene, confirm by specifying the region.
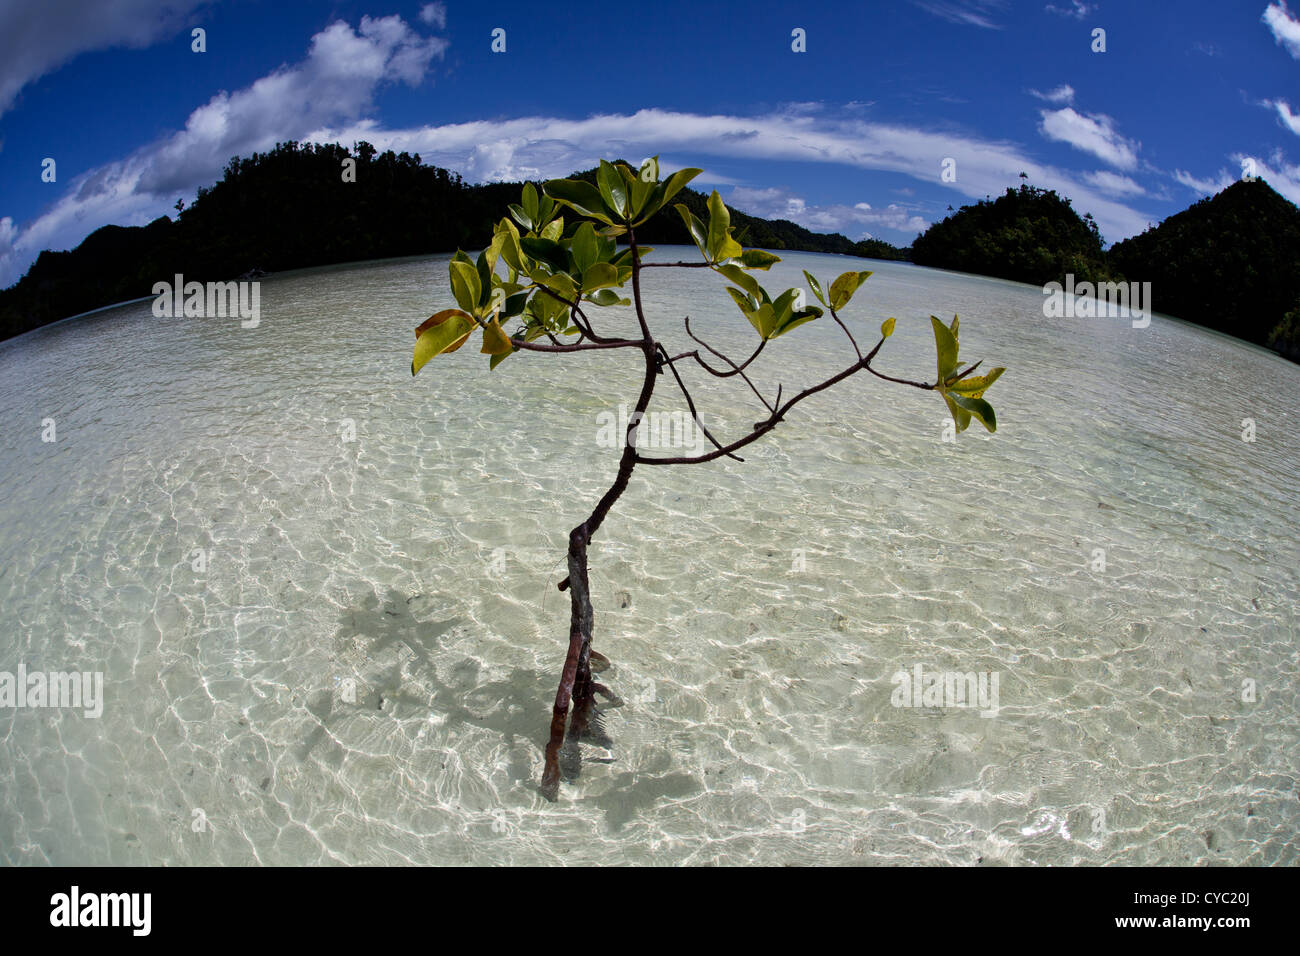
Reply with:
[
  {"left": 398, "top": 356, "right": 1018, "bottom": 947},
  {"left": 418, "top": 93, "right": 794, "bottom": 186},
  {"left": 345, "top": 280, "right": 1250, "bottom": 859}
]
[{"left": 0, "top": 248, "right": 1296, "bottom": 865}]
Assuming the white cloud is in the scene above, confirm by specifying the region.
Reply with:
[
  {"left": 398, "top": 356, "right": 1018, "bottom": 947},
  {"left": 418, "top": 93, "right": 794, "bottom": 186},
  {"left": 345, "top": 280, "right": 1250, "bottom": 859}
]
[
  {"left": 1039, "top": 107, "right": 1140, "bottom": 170},
  {"left": 419, "top": 3, "right": 447, "bottom": 29},
  {"left": 1083, "top": 170, "right": 1146, "bottom": 197},
  {"left": 727, "top": 186, "right": 929, "bottom": 238},
  {"left": 911, "top": 1, "right": 1006, "bottom": 29},
  {"left": 1263, "top": 1, "right": 1300, "bottom": 58},
  {"left": 1029, "top": 84, "right": 1075, "bottom": 105},
  {"left": 1173, "top": 167, "right": 1236, "bottom": 196},
  {"left": 0, "top": 0, "right": 210, "bottom": 117},
  {"left": 0, "top": 15, "right": 447, "bottom": 287},
  {"left": 1045, "top": 1, "right": 1093, "bottom": 19},
  {"left": 1269, "top": 99, "right": 1300, "bottom": 136}
]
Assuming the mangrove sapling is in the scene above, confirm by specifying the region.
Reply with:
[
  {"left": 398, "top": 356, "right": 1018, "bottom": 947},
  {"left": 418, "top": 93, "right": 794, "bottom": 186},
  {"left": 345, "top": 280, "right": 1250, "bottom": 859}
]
[{"left": 409, "top": 156, "right": 1007, "bottom": 800}]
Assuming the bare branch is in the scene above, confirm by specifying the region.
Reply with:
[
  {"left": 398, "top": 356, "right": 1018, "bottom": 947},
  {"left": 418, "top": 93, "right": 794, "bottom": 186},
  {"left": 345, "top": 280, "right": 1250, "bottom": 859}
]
[
  {"left": 655, "top": 344, "right": 744, "bottom": 462},
  {"left": 684, "top": 315, "right": 766, "bottom": 377},
  {"left": 637, "top": 334, "right": 931, "bottom": 465},
  {"left": 510, "top": 337, "right": 644, "bottom": 353},
  {"left": 828, "top": 307, "right": 862, "bottom": 361}
]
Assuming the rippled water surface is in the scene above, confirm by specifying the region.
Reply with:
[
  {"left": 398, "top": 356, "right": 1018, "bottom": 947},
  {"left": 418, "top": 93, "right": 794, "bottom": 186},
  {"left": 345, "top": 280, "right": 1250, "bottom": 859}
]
[{"left": 1, "top": 248, "right": 1296, "bottom": 865}]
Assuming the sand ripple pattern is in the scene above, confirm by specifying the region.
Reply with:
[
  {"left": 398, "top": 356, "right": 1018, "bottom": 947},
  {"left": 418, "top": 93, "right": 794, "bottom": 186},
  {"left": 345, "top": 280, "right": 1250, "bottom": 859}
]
[{"left": 0, "top": 250, "right": 1295, "bottom": 865}]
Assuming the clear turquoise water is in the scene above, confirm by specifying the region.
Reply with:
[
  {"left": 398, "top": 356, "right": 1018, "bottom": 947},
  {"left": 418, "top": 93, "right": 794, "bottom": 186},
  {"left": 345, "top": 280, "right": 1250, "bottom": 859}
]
[{"left": 0, "top": 248, "right": 1295, "bottom": 864}]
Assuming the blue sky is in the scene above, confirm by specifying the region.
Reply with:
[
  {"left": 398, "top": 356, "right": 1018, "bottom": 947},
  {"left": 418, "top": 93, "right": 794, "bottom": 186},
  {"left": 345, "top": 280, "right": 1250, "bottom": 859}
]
[{"left": 2, "top": 0, "right": 1299, "bottom": 287}]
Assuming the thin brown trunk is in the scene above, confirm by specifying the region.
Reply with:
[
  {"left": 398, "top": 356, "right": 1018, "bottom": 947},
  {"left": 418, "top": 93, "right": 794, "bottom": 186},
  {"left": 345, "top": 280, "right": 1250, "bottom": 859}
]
[{"left": 539, "top": 229, "right": 657, "bottom": 800}]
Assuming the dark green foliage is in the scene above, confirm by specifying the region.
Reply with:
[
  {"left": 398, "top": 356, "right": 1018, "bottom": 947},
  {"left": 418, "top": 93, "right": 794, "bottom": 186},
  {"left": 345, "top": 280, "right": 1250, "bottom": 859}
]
[
  {"left": 1267, "top": 299, "right": 1300, "bottom": 363},
  {"left": 852, "top": 237, "right": 912, "bottom": 261},
  {"left": 1108, "top": 179, "right": 1300, "bottom": 353},
  {"left": 910, "top": 184, "right": 1112, "bottom": 286},
  {"left": 0, "top": 145, "right": 906, "bottom": 342}
]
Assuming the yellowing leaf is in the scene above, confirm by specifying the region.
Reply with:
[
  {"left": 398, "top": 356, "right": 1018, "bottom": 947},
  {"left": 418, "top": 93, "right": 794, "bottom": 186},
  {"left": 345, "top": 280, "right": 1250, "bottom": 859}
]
[
  {"left": 413, "top": 310, "right": 474, "bottom": 374},
  {"left": 480, "top": 314, "right": 512, "bottom": 355},
  {"left": 931, "top": 315, "right": 959, "bottom": 382},
  {"left": 948, "top": 366, "right": 1005, "bottom": 399}
]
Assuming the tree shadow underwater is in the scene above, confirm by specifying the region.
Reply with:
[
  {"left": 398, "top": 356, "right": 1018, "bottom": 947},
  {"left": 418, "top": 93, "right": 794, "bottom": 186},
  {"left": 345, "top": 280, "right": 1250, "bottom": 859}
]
[{"left": 313, "top": 586, "right": 622, "bottom": 800}]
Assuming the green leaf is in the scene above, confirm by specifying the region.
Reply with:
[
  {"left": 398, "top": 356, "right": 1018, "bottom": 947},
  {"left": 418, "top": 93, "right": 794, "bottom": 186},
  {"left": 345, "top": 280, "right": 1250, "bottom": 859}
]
[
  {"left": 802, "top": 271, "right": 828, "bottom": 308},
  {"left": 538, "top": 271, "right": 578, "bottom": 303},
  {"left": 569, "top": 221, "right": 599, "bottom": 274},
  {"left": 587, "top": 288, "right": 629, "bottom": 307},
  {"left": 413, "top": 310, "right": 474, "bottom": 374},
  {"left": 630, "top": 168, "right": 701, "bottom": 226},
  {"left": 648, "top": 167, "right": 702, "bottom": 219},
  {"left": 829, "top": 270, "right": 872, "bottom": 311},
  {"left": 931, "top": 315, "right": 959, "bottom": 381},
  {"left": 476, "top": 248, "right": 494, "bottom": 300},
  {"left": 581, "top": 262, "right": 620, "bottom": 291},
  {"left": 596, "top": 161, "right": 628, "bottom": 219},
  {"left": 771, "top": 307, "right": 824, "bottom": 338},
  {"left": 489, "top": 347, "right": 515, "bottom": 370},
  {"left": 771, "top": 287, "right": 802, "bottom": 325},
  {"left": 881, "top": 317, "right": 896, "bottom": 338},
  {"left": 706, "top": 191, "right": 731, "bottom": 262},
  {"left": 521, "top": 183, "right": 540, "bottom": 223},
  {"left": 947, "top": 392, "right": 996, "bottom": 432},
  {"left": 748, "top": 302, "right": 778, "bottom": 339},
  {"left": 942, "top": 393, "right": 972, "bottom": 432},
  {"left": 621, "top": 163, "right": 654, "bottom": 219},
  {"left": 716, "top": 263, "right": 761, "bottom": 298},
  {"left": 519, "top": 237, "right": 568, "bottom": 274},
  {"left": 725, "top": 286, "right": 757, "bottom": 313},
  {"left": 449, "top": 260, "right": 482, "bottom": 315},
  {"left": 739, "top": 249, "right": 781, "bottom": 270},
  {"left": 507, "top": 204, "right": 532, "bottom": 232},
  {"left": 676, "top": 204, "right": 709, "bottom": 258},
  {"left": 540, "top": 217, "right": 563, "bottom": 241},
  {"left": 496, "top": 219, "right": 525, "bottom": 273},
  {"left": 544, "top": 178, "right": 613, "bottom": 224},
  {"left": 503, "top": 291, "right": 529, "bottom": 317}
]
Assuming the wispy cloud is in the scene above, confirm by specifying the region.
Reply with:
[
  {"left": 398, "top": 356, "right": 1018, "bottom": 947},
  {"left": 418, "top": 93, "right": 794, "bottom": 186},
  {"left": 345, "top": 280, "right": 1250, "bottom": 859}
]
[
  {"left": 1083, "top": 170, "right": 1146, "bottom": 197},
  {"left": 1173, "top": 167, "right": 1238, "bottom": 197},
  {"left": 1044, "top": 1, "right": 1094, "bottom": 20},
  {"left": 910, "top": 0, "right": 1006, "bottom": 29},
  {"left": 1268, "top": 98, "right": 1300, "bottom": 136},
  {"left": 418, "top": 3, "right": 447, "bottom": 29},
  {"left": 1039, "top": 107, "right": 1140, "bottom": 170},
  {"left": 0, "top": 0, "right": 211, "bottom": 117},
  {"left": 1262, "top": 1, "right": 1300, "bottom": 58},
  {"left": 1029, "top": 84, "right": 1076, "bottom": 105}
]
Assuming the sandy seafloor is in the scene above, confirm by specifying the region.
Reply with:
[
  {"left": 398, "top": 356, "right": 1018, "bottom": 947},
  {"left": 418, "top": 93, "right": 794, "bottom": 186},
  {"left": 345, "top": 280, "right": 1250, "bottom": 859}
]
[{"left": 0, "top": 247, "right": 1296, "bottom": 865}]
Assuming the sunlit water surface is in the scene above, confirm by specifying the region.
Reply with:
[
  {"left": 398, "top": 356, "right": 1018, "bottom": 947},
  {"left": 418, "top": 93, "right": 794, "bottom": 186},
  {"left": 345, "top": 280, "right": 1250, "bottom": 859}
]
[{"left": 0, "top": 248, "right": 1296, "bottom": 865}]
